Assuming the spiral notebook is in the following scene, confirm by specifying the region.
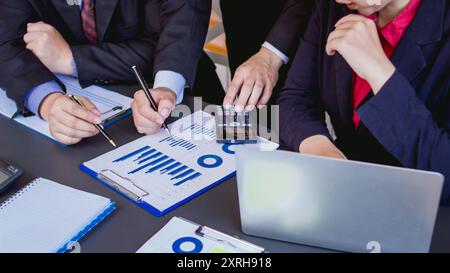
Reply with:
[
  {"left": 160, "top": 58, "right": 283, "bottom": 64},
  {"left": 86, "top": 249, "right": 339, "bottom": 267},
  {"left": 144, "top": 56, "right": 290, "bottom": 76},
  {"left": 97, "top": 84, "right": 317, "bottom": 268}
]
[{"left": 0, "top": 178, "right": 115, "bottom": 253}]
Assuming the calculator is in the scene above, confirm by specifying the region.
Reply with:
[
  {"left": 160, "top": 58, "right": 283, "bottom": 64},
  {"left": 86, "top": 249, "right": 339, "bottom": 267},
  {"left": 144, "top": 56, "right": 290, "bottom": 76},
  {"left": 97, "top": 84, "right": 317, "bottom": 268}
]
[
  {"left": 215, "top": 106, "right": 258, "bottom": 144},
  {"left": 0, "top": 160, "right": 23, "bottom": 194}
]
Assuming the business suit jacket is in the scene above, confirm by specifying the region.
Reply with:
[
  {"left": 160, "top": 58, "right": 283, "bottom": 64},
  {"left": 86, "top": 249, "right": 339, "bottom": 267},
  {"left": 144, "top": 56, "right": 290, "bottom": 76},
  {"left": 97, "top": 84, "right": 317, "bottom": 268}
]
[
  {"left": 0, "top": 0, "right": 211, "bottom": 110},
  {"left": 278, "top": 0, "right": 450, "bottom": 204},
  {"left": 220, "top": 0, "right": 314, "bottom": 74}
]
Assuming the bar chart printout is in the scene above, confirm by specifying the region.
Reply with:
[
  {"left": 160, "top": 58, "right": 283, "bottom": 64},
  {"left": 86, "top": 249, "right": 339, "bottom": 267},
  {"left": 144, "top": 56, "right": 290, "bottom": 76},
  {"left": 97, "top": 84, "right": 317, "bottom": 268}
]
[
  {"left": 83, "top": 111, "right": 278, "bottom": 215},
  {"left": 159, "top": 136, "right": 198, "bottom": 151},
  {"left": 113, "top": 145, "right": 202, "bottom": 187},
  {"left": 183, "top": 123, "right": 216, "bottom": 138}
]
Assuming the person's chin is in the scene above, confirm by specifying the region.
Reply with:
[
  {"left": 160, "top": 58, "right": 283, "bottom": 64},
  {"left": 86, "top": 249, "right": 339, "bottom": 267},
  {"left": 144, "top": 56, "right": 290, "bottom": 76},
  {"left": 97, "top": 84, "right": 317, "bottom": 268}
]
[
  {"left": 344, "top": 3, "right": 373, "bottom": 15},
  {"left": 357, "top": 7, "right": 378, "bottom": 16}
]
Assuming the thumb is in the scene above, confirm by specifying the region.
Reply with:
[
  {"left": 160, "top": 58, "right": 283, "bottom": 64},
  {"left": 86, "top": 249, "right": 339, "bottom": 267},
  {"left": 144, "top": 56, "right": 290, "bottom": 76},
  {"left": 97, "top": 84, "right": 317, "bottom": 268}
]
[
  {"left": 154, "top": 89, "right": 176, "bottom": 119},
  {"left": 158, "top": 98, "right": 174, "bottom": 119}
]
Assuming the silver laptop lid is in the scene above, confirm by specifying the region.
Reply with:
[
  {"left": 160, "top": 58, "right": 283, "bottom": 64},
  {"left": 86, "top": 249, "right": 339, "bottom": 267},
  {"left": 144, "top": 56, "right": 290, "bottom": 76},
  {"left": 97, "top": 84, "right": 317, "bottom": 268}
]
[{"left": 236, "top": 147, "right": 444, "bottom": 253}]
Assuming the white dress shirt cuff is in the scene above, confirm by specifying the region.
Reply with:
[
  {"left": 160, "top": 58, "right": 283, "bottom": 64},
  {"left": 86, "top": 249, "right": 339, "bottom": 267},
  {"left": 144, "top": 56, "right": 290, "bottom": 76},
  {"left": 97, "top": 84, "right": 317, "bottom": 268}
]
[
  {"left": 262, "top": 41, "right": 289, "bottom": 64},
  {"left": 153, "top": 70, "right": 186, "bottom": 104}
]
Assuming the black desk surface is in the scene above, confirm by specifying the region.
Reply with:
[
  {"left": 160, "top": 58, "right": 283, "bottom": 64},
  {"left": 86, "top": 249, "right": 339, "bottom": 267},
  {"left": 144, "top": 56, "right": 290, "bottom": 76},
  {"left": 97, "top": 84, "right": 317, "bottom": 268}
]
[{"left": 1, "top": 96, "right": 450, "bottom": 253}]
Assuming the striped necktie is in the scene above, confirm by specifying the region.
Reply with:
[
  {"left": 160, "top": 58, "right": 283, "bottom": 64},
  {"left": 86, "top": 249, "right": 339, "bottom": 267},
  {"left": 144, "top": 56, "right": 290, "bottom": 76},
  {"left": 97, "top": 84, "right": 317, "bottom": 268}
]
[{"left": 81, "top": 0, "right": 98, "bottom": 44}]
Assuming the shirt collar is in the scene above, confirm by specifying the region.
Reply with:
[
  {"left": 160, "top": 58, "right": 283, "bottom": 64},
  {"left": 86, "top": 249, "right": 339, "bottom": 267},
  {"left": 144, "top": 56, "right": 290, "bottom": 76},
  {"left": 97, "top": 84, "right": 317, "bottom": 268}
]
[{"left": 366, "top": 0, "right": 422, "bottom": 48}]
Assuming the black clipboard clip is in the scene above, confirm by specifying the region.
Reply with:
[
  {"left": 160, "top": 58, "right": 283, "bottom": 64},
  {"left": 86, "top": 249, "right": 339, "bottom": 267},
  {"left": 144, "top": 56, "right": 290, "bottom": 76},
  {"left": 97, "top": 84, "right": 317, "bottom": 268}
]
[{"left": 193, "top": 221, "right": 266, "bottom": 253}]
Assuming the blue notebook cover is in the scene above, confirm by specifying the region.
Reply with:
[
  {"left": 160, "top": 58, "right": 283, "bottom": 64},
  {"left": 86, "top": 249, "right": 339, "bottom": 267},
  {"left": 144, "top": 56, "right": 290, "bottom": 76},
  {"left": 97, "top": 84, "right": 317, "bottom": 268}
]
[{"left": 0, "top": 178, "right": 115, "bottom": 253}]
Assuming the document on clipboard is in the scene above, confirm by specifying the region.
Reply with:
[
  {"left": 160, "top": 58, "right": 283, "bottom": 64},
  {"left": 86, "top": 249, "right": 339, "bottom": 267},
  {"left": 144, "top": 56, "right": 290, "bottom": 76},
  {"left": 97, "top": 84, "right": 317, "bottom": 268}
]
[
  {"left": 81, "top": 111, "right": 278, "bottom": 216},
  {"left": 137, "top": 217, "right": 265, "bottom": 253},
  {"left": 0, "top": 75, "right": 132, "bottom": 144}
]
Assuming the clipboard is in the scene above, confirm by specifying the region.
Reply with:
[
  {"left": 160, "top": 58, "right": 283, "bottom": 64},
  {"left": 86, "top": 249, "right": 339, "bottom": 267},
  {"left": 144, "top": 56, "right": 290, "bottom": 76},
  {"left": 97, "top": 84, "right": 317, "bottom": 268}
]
[
  {"left": 137, "top": 217, "right": 266, "bottom": 253},
  {"left": 0, "top": 75, "right": 133, "bottom": 146},
  {"left": 8, "top": 108, "right": 131, "bottom": 147},
  {"left": 80, "top": 111, "right": 279, "bottom": 217},
  {"left": 79, "top": 166, "right": 236, "bottom": 217},
  {"left": 101, "top": 108, "right": 132, "bottom": 128}
]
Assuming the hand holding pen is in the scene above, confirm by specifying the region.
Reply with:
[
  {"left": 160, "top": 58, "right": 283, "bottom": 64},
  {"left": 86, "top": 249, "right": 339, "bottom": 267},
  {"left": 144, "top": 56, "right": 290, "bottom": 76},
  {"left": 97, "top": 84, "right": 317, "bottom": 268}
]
[
  {"left": 39, "top": 93, "right": 102, "bottom": 145},
  {"left": 131, "top": 66, "right": 174, "bottom": 136},
  {"left": 68, "top": 94, "right": 117, "bottom": 147}
]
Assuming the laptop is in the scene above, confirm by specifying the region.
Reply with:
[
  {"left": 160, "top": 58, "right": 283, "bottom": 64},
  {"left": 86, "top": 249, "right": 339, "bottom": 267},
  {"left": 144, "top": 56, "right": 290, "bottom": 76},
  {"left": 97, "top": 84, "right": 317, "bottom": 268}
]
[{"left": 235, "top": 147, "right": 444, "bottom": 253}]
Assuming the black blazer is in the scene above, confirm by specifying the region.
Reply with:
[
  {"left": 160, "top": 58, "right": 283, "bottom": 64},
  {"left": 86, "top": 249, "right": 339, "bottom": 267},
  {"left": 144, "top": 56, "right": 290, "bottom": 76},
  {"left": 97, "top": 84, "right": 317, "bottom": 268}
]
[
  {"left": 220, "top": 0, "right": 314, "bottom": 75},
  {"left": 278, "top": 0, "right": 450, "bottom": 204},
  {"left": 265, "top": 0, "right": 315, "bottom": 61},
  {"left": 0, "top": 0, "right": 211, "bottom": 110}
]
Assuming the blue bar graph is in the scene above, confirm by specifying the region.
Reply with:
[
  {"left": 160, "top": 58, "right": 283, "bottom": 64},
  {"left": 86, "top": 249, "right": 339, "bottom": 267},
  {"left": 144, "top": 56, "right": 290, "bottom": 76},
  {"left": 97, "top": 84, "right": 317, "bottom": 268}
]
[
  {"left": 160, "top": 162, "right": 182, "bottom": 174},
  {"left": 148, "top": 155, "right": 169, "bottom": 166},
  {"left": 174, "top": 172, "right": 202, "bottom": 186},
  {"left": 147, "top": 159, "right": 175, "bottom": 173},
  {"left": 171, "top": 169, "right": 195, "bottom": 180},
  {"left": 134, "top": 148, "right": 157, "bottom": 161},
  {"left": 129, "top": 156, "right": 167, "bottom": 174},
  {"left": 138, "top": 152, "right": 162, "bottom": 164},
  {"left": 114, "top": 145, "right": 202, "bottom": 186},
  {"left": 168, "top": 166, "right": 188, "bottom": 176},
  {"left": 184, "top": 123, "right": 215, "bottom": 138},
  {"left": 129, "top": 162, "right": 153, "bottom": 174},
  {"left": 113, "top": 146, "right": 150, "bottom": 162},
  {"left": 159, "top": 136, "right": 197, "bottom": 151}
]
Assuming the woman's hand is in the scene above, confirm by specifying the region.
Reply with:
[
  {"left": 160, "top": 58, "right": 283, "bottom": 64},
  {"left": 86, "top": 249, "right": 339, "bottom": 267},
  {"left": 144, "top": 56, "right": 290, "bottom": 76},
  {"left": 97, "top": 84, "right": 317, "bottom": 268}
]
[
  {"left": 326, "top": 14, "right": 395, "bottom": 93},
  {"left": 299, "top": 135, "right": 347, "bottom": 160}
]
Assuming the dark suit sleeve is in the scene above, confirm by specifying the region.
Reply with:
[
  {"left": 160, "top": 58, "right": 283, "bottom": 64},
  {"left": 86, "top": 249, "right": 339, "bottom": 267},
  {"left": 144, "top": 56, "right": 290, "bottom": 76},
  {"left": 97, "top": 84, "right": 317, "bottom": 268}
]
[
  {"left": 358, "top": 70, "right": 450, "bottom": 204},
  {"left": 265, "top": 0, "right": 315, "bottom": 59},
  {"left": 277, "top": 1, "right": 332, "bottom": 151},
  {"left": 0, "top": 0, "right": 58, "bottom": 110},
  {"left": 71, "top": 0, "right": 161, "bottom": 85},
  {"left": 72, "top": 0, "right": 210, "bottom": 88},
  {"left": 152, "top": 0, "right": 210, "bottom": 87}
]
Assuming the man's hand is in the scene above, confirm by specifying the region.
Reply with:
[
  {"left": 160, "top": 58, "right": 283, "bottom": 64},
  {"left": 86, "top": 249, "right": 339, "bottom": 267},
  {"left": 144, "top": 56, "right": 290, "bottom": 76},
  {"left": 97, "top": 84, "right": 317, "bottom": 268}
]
[
  {"left": 131, "top": 87, "right": 176, "bottom": 135},
  {"left": 299, "top": 135, "right": 347, "bottom": 160},
  {"left": 24, "top": 22, "right": 74, "bottom": 75},
  {"left": 224, "top": 47, "right": 283, "bottom": 111},
  {"left": 40, "top": 93, "right": 101, "bottom": 145},
  {"left": 326, "top": 14, "right": 395, "bottom": 93}
]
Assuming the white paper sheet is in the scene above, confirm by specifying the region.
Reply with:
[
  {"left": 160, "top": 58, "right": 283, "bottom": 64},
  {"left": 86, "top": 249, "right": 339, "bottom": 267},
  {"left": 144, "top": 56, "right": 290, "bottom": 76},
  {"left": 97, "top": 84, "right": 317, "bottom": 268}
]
[
  {"left": 0, "top": 75, "right": 132, "bottom": 142},
  {"left": 84, "top": 111, "right": 278, "bottom": 212},
  {"left": 137, "top": 217, "right": 264, "bottom": 253},
  {"left": 0, "top": 178, "right": 113, "bottom": 253}
]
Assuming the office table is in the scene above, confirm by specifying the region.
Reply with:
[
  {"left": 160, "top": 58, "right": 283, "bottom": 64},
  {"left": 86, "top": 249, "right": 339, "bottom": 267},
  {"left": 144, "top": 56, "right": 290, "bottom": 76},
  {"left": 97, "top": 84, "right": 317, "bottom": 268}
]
[{"left": 1, "top": 96, "right": 450, "bottom": 253}]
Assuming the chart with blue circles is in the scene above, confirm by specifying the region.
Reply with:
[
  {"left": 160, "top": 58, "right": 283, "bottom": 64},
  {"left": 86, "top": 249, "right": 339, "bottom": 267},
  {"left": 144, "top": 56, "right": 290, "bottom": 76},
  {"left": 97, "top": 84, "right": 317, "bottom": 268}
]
[
  {"left": 84, "top": 111, "right": 277, "bottom": 214},
  {"left": 137, "top": 217, "right": 264, "bottom": 253}
]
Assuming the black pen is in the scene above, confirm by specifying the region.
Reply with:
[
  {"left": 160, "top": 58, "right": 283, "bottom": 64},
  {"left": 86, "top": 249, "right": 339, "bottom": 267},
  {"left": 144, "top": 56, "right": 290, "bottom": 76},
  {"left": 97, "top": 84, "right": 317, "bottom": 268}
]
[
  {"left": 131, "top": 65, "right": 172, "bottom": 137},
  {"left": 68, "top": 94, "right": 117, "bottom": 148}
]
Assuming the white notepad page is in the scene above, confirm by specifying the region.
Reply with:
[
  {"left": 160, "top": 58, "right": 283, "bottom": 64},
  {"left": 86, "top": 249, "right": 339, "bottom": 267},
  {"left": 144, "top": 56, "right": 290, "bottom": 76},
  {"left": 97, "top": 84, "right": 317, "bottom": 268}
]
[
  {"left": 0, "top": 75, "right": 132, "bottom": 141},
  {"left": 84, "top": 111, "right": 278, "bottom": 212},
  {"left": 0, "top": 178, "right": 113, "bottom": 253},
  {"left": 137, "top": 217, "right": 264, "bottom": 253}
]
